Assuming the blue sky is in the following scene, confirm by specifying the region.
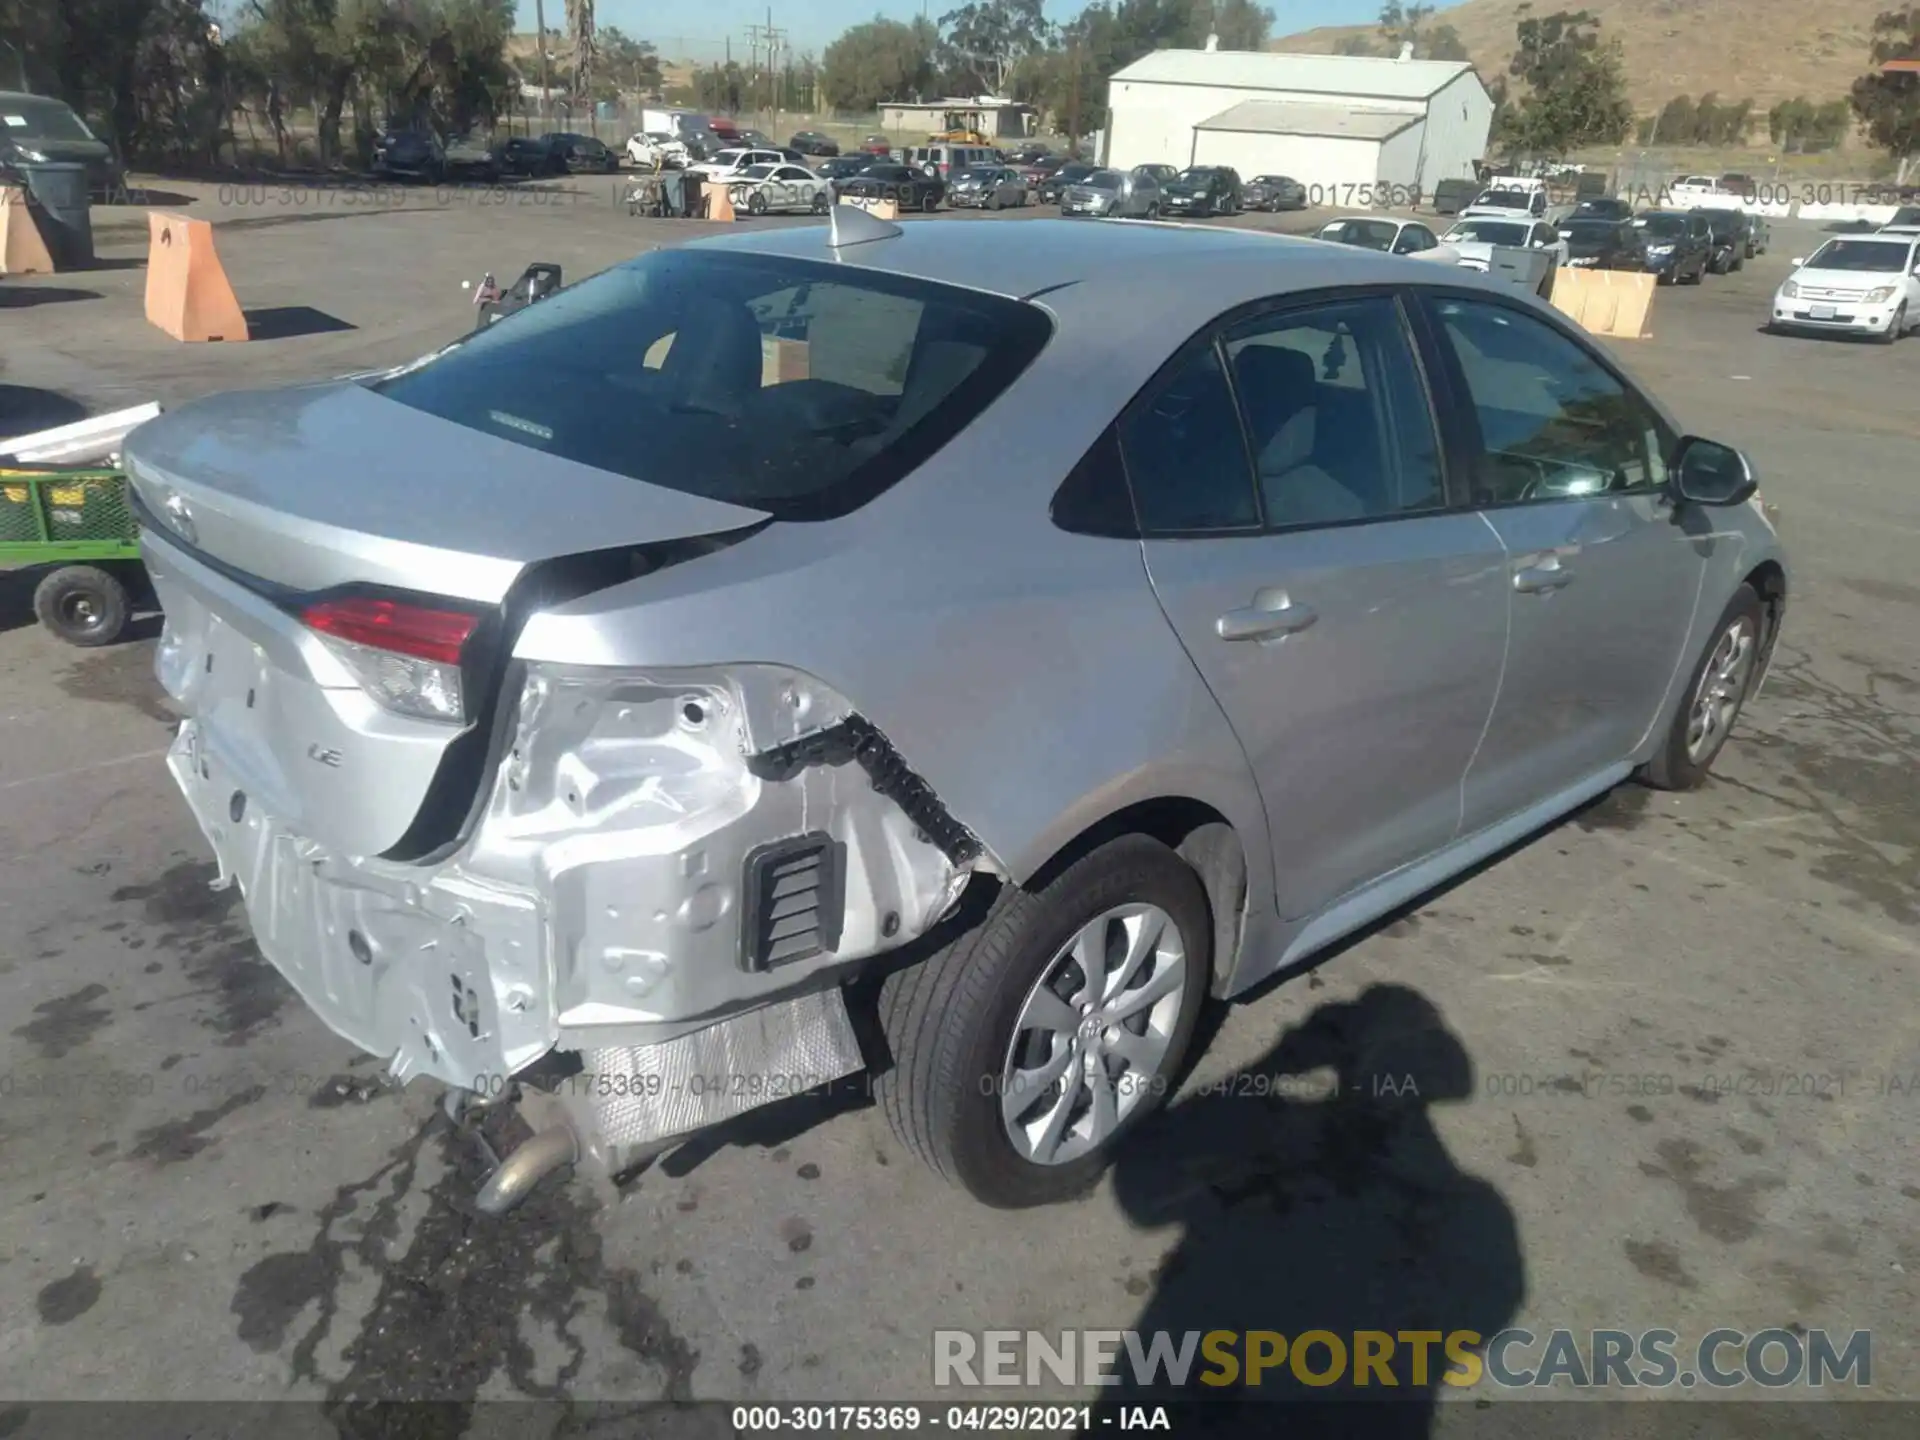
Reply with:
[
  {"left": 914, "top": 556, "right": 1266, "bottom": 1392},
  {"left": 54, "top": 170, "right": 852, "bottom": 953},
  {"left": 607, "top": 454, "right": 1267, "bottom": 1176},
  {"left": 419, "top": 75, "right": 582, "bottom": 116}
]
[{"left": 513, "top": 0, "right": 1382, "bottom": 61}]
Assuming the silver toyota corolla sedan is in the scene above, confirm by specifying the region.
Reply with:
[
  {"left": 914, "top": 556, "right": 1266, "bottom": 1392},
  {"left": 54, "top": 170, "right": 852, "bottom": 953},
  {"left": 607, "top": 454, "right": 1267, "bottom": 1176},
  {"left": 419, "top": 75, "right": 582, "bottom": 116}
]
[{"left": 126, "top": 210, "right": 1787, "bottom": 1212}]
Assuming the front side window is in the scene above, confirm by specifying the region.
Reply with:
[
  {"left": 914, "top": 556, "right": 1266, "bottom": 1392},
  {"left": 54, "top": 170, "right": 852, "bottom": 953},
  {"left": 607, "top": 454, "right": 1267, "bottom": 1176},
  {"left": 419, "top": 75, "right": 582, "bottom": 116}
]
[
  {"left": 375, "top": 251, "right": 1051, "bottom": 520},
  {"left": 1430, "top": 298, "right": 1672, "bottom": 506},
  {"left": 1118, "top": 346, "right": 1257, "bottom": 533},
  {"left": 1223, "top": 297, "right": 1443, "bottom": 528}
]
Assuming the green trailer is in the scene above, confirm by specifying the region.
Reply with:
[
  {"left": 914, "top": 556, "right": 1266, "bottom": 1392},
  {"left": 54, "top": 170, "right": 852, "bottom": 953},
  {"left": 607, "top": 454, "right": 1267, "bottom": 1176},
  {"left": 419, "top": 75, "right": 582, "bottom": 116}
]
[{"left": 0, "top": 465, "right": 146, "bottom": 646}]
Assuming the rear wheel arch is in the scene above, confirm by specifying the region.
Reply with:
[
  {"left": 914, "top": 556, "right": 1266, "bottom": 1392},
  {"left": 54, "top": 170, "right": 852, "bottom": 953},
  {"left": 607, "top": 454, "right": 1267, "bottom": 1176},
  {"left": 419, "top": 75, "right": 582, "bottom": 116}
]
[{"left": 1017, "top": 797, "right": 1248, "bottom": 996}]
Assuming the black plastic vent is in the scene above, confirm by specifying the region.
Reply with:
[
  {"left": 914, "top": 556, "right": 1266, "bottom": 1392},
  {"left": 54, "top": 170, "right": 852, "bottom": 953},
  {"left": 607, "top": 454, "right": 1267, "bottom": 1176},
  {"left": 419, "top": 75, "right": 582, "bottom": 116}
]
[{"left": 740, "top": 833, "right": 846, "bottom": 972}]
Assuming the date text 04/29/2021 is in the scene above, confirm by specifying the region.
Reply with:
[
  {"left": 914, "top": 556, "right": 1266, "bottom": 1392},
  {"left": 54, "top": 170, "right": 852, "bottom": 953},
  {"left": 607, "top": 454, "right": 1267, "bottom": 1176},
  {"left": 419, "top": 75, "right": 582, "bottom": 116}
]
[{"left": 730, "top": 1406, "right": 1168, "bottom": 1431}]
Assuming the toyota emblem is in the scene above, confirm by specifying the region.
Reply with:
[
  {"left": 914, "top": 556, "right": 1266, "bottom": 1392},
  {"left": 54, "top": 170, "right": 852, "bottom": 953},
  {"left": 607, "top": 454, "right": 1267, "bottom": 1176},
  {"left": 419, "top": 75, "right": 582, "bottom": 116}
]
[{"left": 163, "top": 491, "right": 197, "bottom": 546}]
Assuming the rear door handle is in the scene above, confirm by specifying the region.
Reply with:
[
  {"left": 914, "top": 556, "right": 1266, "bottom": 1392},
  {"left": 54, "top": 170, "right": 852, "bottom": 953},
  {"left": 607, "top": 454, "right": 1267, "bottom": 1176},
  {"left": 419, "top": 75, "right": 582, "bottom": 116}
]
[
  {"left": 1217, "top": 595, "right": 1317, "bottom": 642},
  {"left": 1513, "top": 561, "right": 1574, "bottom": 594}
]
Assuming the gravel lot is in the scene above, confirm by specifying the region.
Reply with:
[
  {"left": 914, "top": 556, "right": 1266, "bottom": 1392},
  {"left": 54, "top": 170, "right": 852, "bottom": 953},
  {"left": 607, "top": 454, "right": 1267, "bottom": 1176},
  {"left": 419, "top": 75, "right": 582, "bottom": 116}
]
[{"left": 1, "top": 179, "right": 1916, "bottom": 1426}]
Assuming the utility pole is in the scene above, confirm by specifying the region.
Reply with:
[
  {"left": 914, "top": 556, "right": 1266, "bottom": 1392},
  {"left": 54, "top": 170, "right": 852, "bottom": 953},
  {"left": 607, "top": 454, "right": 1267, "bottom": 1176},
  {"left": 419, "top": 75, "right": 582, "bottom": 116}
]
[
  {"left": 746, "top": 14, "right": 786, "bottom": 126},
  {"left": 533, "top": 0, "right": 550, "bottom": 123}
]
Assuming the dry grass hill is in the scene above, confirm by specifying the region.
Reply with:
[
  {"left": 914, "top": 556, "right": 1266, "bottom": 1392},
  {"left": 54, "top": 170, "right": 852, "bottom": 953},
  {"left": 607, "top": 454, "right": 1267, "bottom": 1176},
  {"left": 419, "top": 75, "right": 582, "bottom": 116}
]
[{"left": 1273, "top": 0, "right": 1890, "bottom": 114}]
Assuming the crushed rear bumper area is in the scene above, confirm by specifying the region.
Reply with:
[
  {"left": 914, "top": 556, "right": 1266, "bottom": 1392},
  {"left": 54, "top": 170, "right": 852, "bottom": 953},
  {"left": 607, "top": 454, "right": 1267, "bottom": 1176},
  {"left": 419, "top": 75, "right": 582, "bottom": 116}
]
[{"left": 165, "top": 656, "right": 992, "bottom": 1200}]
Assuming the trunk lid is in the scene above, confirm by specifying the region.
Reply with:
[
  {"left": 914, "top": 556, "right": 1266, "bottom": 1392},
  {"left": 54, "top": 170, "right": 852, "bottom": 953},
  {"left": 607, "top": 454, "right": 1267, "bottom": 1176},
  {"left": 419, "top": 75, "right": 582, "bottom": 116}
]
[{"left": 128, "top": 382, "right": 769, "bottom": 861}]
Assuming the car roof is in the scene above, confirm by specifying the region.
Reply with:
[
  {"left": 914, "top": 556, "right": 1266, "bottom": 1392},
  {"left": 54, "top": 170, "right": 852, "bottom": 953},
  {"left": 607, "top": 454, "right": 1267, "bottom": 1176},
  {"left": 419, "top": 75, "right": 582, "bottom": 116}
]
[{"left": 686, "top": 216, "right": 1453, "bottom": 305}]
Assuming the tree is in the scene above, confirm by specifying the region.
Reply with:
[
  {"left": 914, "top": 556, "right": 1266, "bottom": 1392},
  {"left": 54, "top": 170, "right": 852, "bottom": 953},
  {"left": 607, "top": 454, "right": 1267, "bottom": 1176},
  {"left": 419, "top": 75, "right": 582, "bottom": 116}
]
[
  {"left": 1652, "top": 93, "right": 1694, "bottom": 144},
  {"left": 1496, "top": 9, "right": 1634, "bottom": 156},
  {"left": 1426, "top": 24, "right": 1470, "bottom": 61},
  {"left": 1334, "top": 33, "right": 1382, "bottom": 56},
  {"left": 1850, "top": 6, "right": 1920, "bottom": 181},
  {"left": 1378, "top": 2, "right": 1432, "bottom": 54},
  {"left": 593, "top": 25, "right": 660, "bottom": 101},
  {"left": 938, "top": 0, "right": 1048, "bottom": 95},
  {"left": 820, "top": 16, "right": 935, "bottom": 112}
]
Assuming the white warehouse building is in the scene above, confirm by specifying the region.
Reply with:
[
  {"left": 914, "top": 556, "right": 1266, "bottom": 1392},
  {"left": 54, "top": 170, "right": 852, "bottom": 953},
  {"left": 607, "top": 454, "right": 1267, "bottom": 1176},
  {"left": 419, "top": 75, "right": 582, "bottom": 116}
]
[{"left": 1103, "top": 48, "right": 1494, "bottom": 200}]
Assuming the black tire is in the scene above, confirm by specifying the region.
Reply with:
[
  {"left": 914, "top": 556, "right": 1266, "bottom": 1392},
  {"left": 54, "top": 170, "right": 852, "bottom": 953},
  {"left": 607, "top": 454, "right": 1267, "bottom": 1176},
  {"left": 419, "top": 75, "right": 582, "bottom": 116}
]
[
  {"left": 34, "top": 564, "right": 130, "bottom": 648},
  {"left": 876, "top": 835, "right": 1211, "bottom": 1208},
  {"left": 747, "top": 188, "right": 767, "bottom": 215},
  {"left": 1640, "top": 584, "right": 1765, "bottom": 791},
  {"left": 1879, "top": 304, "right": 1905, "bottom": 344},
  {"left": 922, "top": 190, "right": 939, "bottom": 213},
  {"left": 811, "top": 190, "right": 828, "bottom": 214}
]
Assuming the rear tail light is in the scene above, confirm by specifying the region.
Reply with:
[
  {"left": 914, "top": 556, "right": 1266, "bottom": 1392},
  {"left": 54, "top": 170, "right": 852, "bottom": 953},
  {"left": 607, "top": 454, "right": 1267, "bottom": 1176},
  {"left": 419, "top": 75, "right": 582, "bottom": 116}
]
[{"left": 303, "top": 597, "right": 479, "bottom": 724}]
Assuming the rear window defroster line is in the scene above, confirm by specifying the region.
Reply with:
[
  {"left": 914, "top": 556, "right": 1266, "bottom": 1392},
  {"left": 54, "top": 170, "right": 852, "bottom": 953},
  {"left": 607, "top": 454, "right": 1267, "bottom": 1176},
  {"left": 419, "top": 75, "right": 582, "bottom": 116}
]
[{"left": 744, "top": 714, "right": 983, "bottom": 866}]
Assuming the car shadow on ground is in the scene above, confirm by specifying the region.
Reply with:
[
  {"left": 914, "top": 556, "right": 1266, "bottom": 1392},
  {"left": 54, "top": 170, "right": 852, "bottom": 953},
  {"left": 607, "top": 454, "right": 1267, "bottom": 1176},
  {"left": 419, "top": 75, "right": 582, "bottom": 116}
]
[{"left": 1086, "top": 982, "right": 1525, "bottom": 1436}]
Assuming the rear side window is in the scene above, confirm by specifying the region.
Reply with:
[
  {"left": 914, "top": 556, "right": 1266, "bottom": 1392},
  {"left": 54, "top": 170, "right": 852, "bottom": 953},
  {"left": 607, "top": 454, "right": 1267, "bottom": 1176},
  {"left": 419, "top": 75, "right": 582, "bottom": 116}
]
[
  {"left": 374, "top": 250, "right": 1051, "bottom": 520},
  {"left": 1118, "top": 346, "right": 1258, "bottom": 533}
]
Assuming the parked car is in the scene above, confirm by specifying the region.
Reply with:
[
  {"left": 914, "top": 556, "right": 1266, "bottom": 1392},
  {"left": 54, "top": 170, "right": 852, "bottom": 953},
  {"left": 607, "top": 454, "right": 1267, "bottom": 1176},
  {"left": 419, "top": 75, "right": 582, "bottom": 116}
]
[
  {"left": 0, "top": 90, "right": 123, "bottom": 197},
  {"left": 1739, "top": 211, "right": 1771, "bottom": 259},
  {"left": 819, "top": 154, "right": 878, "bottom": 182},
  {"left": 689, "top": 147, "right": 788, "bottom": 181},
  {"left": 1632, "top": 210, "right": 1712, "bottom": 285},
  {"left": 727, "top": 162, "right": 833, "bottom": 215},
  {"left": 626, "top": 132, "right": 690, "bottom": 170},
  {"left": 1668, "top": 173, "right": 1727, "bottom": 206},
  {"left": 737, "top": 129, "right": 776, "bottom": 149},
  {"left": 1462, "top": 182, "right": 1549, "bottom": 221},
  {"left": 1442, "top": 216, "right": 1569, "bottom": 279},
  {"left": 1877, "top": 205, "right": 1920, "bottom": 236},
  {"left": 1769, "top": 233, "right": 1920, "bottom": 342},
  {"left": 909, "top": 144, "right": 996, "bottom": 181},
  {"left": 1558, "top": 218, "right": 1647, "bottom": 270},
  {"left": 1131, "top": 163, "right": 1180, "bottom": 187},
  {"left": 1037, "top": 162, "right": 1099, "bottom": 204},
  {"left": 1242, "top": 174, "right": 1308, "bottom": 211},
  {"left": 1158, "top": 166, "right": 1241, "bottom": 217},
  {"left": 1314, "top": 215, "right": 1458, "bottom": 263},
  {"left": 838, "top": 163, "right": 944, "bottom": 212},
  {"left": 372, "top": 129, "right": 444, "bottom": 183},
  {"left": 1697, "top": 208, "right": 1749, "bottom": 273},
  {"left": 1060, "top": 168, "right": 1160, "bottom": 219},
  {"left": 442, "top": 131, "right": 500, "bottom": 183},
  {"left": 1016, "top": 155, "right": 1066, "bottom": 189},
  {"left": 494, "top": 135, "right": 565, "bottom": 177},
  {"left": 947, "top": 165, "right": 1030, "bottom": 210},
  {"left": 860, "top": 134, "right": 893, "bottom": 155},
  {"left": 1568, "top": 197, "right": 1634, "bottom": 224},
  {"left": 1010, "top": 142, "right": 1054, "bottom": 165},
  {"left": 545, "top": 132, "right": 621, "bottom": 174},
  {"left": 790, "top": 131, "right": 840, "bottom": 157},
  {"left": 126, "top": 220, "right": 1788, "bottom": 1212}
]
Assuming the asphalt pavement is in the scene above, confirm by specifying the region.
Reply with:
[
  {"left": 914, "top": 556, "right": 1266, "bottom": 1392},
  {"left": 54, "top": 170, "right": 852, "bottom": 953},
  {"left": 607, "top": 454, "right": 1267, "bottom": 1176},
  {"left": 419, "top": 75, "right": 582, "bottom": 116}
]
[{"left": 0, "top": 186, "right": 1915, "bottom": 1424}]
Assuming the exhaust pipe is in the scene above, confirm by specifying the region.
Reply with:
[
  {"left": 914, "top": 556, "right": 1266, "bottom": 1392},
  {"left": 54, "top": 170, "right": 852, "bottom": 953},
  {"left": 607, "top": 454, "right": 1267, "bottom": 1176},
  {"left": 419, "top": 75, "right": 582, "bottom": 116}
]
[{"left": 474, "top": 1122, "right": 580, "bottom": 1216}]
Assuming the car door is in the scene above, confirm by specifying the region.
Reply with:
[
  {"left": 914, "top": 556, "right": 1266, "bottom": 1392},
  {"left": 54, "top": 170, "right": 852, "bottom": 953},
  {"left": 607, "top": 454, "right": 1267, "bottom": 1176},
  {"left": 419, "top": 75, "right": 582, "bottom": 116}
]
[
  {"left": 1415, "top": 292, "right": 1706, "bottom": 832},
  {"left": 1128, "top": 291, "right": 1509, "bottom": 921}
]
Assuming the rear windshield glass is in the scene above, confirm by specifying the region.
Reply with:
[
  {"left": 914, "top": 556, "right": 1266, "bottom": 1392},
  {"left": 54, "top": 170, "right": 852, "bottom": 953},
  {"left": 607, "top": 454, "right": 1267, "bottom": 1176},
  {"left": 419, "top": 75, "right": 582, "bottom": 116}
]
[
  {"left": 373, "top": 250, "right": 1052, "bottom": 521},
  {"left": 1475, "top": 189, "right": 1533, "bottom": 209},
  {"left": 1639, "top": 214, "right": 1689, "bottom": 237},
  {"left": 1447, "top": 220, "right": 1529, "bottom": 246},
  {"left": 1, "top": 98, "right": 96, "bottom": 142},
  {"left": 1086, "top": 171, "right": 1121, "bottom": 190}
]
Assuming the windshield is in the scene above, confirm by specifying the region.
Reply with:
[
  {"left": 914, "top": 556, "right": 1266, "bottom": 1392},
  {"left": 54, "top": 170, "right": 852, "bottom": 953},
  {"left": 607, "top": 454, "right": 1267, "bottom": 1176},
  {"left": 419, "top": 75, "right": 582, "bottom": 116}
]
[
  {"left": 1086, "top": 171, "right": 1121, "bottom": 190},
  {"left": 1057, "top": 163, "right": 1095, "bottom": 181},
  {"left": 1176, "top": 168, "right": 1217, "bottom": 185},
  {"left": 1475, "top": 189, "right": 1532, "bottom": 210},
  {"left": 1640, "top": 215, "right": 1689, "bottom": 238},
  {"left": 1562, "top": 221, "right": 1623, "bottom": 241},
  {"left": 1805, "top": 239, "right": 1912, "bottom": 272},
  {"left": 1317, "top": 218, "right": 1399, "bottom": 250},
  {"left": 1574, "top": 200, "right": 1626, "bottom": 218},
  {"left": 1447, "top": 220, "right": 1529, "bottom": 246},
  {"left": 373, "top": 251, "right": 1052, "bottom": 522},
  {"left": 713, "top": 149, "right": 745, "bottom": 166},
  {"left": 1698, "top": 210, "right": 1743, "bottom": 235},
  {"left": 0, "top": 98, "right": 97, "bottom": 142},
  {"left": 959, "top": 166, "right": 997, "bottom": 181}
]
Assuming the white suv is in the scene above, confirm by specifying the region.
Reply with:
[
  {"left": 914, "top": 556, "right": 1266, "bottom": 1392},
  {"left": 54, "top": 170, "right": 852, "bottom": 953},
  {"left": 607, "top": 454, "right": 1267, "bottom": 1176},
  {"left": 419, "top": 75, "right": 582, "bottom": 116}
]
[{"left": 1770, "top": 233, "right": 1920, "bottom": 343}]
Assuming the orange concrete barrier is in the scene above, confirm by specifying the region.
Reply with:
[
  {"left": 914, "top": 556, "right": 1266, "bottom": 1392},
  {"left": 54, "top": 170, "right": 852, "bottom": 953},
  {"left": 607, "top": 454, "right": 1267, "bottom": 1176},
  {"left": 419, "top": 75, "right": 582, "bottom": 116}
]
[
  {"left": 144, "top": 211, "right": 249, "bottom": 342},
  {"left": 0, "top": 184, "right": 55, "bottom": 277},
  {"left": 844, "top": 195, "right": 900, "bottom": 222},
  {"left": 1549, "top": 267, "right": 1655, "bottom": 340},
  {"left": 705, "top": 183, "right": 736, "bottom": 222}
]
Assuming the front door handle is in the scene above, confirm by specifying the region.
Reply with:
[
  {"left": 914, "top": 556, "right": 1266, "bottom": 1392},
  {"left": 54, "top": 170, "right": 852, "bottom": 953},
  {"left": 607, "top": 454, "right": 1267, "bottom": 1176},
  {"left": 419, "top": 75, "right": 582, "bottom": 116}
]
[
  {"left": 1513, "top": 561, "right": 1574, "bottom": 594},
  {"left": 1217, "top": 594, "right": 1317, "bottom": 642}
]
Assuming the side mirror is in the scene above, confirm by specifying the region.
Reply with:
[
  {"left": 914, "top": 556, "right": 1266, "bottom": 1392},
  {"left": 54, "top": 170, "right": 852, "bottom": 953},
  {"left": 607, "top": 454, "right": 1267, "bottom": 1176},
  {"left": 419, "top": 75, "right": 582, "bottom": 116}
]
[
  {"left": 1670, "top": 436, "right": 1757, "bottom": 507},
  {"left": 1789, "top": 256, "right": 1805, "bottom": 268}
]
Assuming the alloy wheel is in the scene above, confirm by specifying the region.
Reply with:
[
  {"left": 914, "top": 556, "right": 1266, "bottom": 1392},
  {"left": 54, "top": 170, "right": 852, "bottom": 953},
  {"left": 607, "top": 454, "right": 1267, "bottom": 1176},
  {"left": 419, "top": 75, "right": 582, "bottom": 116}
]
[
  {"left": 1685, "top": 616, "right": 1757, "bottom": 763},
  {"left": 998, "top": 904, "right": 1188, "bottom": 1166}
]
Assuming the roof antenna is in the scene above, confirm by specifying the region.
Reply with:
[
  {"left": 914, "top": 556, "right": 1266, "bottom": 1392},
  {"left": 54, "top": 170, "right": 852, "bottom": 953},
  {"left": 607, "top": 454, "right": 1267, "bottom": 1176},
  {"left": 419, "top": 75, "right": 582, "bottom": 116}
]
[{"left": 827, "top": 201, "right": 903, "bottom": 249}]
